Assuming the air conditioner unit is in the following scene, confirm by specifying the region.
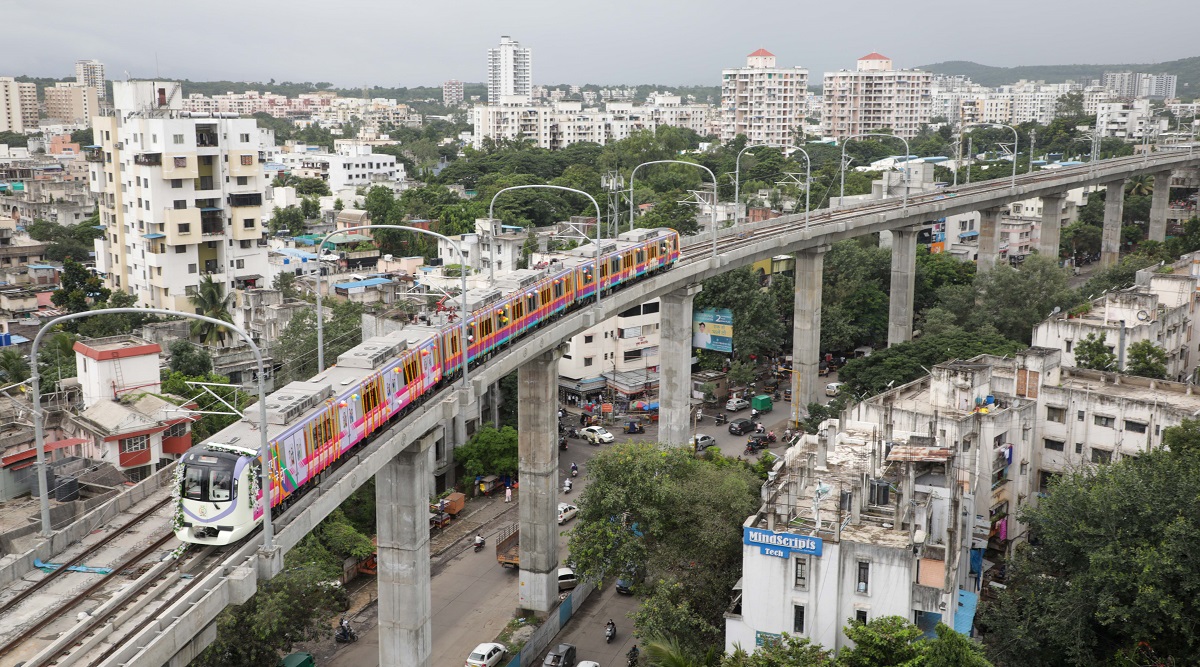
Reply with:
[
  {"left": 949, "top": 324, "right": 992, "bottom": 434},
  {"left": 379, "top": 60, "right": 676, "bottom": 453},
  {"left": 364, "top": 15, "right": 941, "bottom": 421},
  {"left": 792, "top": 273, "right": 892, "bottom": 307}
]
[{"left": 857, "top": 582, "right": 867, "bottom": 593}]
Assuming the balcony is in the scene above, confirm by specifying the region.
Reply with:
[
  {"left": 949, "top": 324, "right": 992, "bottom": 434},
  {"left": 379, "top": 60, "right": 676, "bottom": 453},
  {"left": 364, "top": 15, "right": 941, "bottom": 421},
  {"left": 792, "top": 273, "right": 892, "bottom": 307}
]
[
  {"left": 201, "top": 220, "right": 225, "bottom": 236},
  {"left": 228, "top": 193, "right": 262, "bottom": 207},
  {"left": 134, "top": 152, "right": 162, "bottom": 167},
  {"left": 84, "top": 147, "right": 104, "bottom": 162},
  {"left": 195, "top": 131, "right": 219, "bottom": 148}
]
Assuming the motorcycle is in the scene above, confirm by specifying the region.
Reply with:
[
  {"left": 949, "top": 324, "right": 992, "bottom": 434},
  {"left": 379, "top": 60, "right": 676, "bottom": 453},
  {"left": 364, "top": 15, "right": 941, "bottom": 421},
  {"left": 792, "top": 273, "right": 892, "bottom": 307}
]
[
  {"left": 606, "top": 622, "right": 616, "bottom": 643},
  {"left": 715, "top": 414, "right": 728, "bottom": 425},
  {"left": 571, "top": 464, "right": 578, "bottom": 477},
  {"left": 559, "top": 435, "right": 568, "bottom": 450},
  {"left": 566, "top": 427, "right": 580, "bottom": 440},
  {"left": 335, "top": 616, "right": 358, "bottom": 643},
  {"left": 695, "top": 410, "right": 704, "bottom": 424},
  {"left": 627, "top": 645, "right": 640, "bottom": 667},
  {"left": 562, "top": 479, "right": 573, "bottom": 494},
  {"left": 473, "top": 536, "right": 486, "bottom": 552}
]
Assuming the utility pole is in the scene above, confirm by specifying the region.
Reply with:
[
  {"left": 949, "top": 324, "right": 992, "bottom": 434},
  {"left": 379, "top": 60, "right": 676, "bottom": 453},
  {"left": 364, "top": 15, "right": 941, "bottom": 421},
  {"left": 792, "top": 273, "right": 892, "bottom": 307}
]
[
  {"left": 1028, "top": 128, "right": 1037, "bottom": 174},
  {"left": 966, "top": 136, "right": 973, "bottom": 185},
  {"left": 602, "top": 171, "right": 624, "bottom": 237}
]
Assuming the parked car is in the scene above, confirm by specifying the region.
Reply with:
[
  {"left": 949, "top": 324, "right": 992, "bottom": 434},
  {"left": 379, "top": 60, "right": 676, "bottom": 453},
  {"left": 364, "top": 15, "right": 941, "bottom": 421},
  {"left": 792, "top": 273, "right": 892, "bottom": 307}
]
[
  {"left": 725, "top": 397, "right": 750, "bottom": 412},
  {"left": 826, "top": 382, "right": 845, "bottom": 397},
  {"left": 557, "top": 567, "right": 579, "bottom": 590},
  {"left": 693, "top": 434, "right": 717, "bottom": 451},
  {"left": 728, "top": 418, "right": 754, "bottom": 436},
  {"left": 543, "top": 643, "right": 578, "bottom": 667},
  {"left": 466, "top": 642, "right": 507, "bottom": 667},
  {"left": 578, "top": 662, "right": 602, "bottom": 667},
  {"left": 580, "top": 426, "right": 615, "bottom": 444},
  {"left": 558, "top": 502, "right": 578, "bottom": 525}
]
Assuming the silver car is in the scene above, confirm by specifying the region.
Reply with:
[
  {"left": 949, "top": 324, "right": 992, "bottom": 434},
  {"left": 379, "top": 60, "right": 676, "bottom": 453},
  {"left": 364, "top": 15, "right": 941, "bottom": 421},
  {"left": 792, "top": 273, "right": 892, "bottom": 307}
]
[{"left": 726, "top": 397, "right": 750, "bottom": 412}]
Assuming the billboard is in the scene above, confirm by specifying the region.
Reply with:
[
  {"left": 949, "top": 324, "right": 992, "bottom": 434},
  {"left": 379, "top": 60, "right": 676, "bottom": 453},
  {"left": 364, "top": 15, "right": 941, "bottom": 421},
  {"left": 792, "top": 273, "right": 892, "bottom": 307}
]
[{"left": 692, "top": 308, "right": 733, "bottom": 353}]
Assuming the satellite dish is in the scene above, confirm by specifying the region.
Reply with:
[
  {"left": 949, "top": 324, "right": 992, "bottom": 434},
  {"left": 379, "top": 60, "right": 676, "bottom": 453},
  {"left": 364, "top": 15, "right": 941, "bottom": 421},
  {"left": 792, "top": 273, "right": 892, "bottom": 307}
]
[{"left": 1137, "top": 310, "right": 1150, "bottom": 321}]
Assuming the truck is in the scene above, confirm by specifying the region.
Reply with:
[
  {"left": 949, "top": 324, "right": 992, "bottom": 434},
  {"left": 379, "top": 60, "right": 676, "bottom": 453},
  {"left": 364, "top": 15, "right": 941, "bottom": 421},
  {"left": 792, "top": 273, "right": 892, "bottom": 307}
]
[{"left": 496, "top": 522, "right": 520, "bottom": 568}]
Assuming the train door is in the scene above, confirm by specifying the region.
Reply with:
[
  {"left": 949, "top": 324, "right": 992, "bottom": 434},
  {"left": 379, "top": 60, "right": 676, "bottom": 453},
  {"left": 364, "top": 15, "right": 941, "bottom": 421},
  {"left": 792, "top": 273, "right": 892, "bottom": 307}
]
[{"left": 384, "top": 362, "right": 401, "bottom": 413}]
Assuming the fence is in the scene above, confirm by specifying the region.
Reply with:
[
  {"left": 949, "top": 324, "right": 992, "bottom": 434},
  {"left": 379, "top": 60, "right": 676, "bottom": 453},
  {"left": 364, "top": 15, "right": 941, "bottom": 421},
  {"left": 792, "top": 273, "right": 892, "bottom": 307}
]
[{"left": 502, "top": 580, "right": 597, "bottom": 667}]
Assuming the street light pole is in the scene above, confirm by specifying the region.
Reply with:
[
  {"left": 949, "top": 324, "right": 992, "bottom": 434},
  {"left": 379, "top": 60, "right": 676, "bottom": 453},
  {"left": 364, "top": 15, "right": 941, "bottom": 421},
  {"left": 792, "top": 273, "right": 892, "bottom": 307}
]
[
  {"left": 839, "top": 133, "right": 912, "bottom": 211},
  {"left": 626, "top": 159, "right": 719, "bottom": 258},
  {"left": 733, "top": 143, "right": 788, "bottom": 227},
  {"left": 961, "top": 122, "right": 1019, "bottom": 191},
  {"left": 31, "top": 309, "right": 274, "bottom": 551},
  {"left": 315, "top": 226, "right": 469, "bottom": 391}
]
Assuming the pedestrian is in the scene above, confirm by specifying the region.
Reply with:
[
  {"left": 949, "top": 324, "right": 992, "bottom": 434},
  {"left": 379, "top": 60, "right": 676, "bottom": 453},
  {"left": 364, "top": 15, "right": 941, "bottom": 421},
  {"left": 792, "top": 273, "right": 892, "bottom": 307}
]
[
  {"left": 505, "top": 485, "right": 512, "bottom": 503},
  {"left": 579, "top": 411, "right": 586, "bottom": 426},
  {"left": 479, "top": 481, "right": 486, "bottom": 496}
]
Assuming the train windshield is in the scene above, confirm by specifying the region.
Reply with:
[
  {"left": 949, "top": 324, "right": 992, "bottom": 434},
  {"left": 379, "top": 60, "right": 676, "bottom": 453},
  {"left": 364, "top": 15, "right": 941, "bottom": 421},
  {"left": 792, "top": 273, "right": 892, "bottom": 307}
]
[{"left": 183, "top": 460, "right": 235, "bottom": 502}]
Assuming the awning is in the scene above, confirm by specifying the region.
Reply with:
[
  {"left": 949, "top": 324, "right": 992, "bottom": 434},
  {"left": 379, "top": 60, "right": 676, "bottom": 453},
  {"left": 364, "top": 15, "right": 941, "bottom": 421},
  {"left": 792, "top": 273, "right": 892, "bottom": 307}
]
[
  {"left": 954, "top": 589, "right": 979, "bottom": 635},
  {"left": 46, "top": 437, "right": 88, "bottom": 450},
  {"left": 142, "top": 233, "right": 165, "bottom": 239},
  {"left": 236, "top": 274, "right": 263, "bottom": 281},
  {"left": 959, "top": 230, "right": 979, "bottom": 239},
  {"left": 200, "top": 207, "right": 222, "bottom": 212},
  {"left": 2, "top": 448, "right": 35, "bottom": 467}
]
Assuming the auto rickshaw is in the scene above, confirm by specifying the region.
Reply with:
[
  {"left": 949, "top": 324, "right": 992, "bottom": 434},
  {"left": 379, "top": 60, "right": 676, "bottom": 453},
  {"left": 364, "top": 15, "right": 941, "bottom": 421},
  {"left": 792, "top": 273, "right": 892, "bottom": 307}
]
[
  {"left": 623, "top": 420, "right": 645, "bottom": 434},
  {"left": 429, "top": 511, "right": 452, "bottom": 530}
]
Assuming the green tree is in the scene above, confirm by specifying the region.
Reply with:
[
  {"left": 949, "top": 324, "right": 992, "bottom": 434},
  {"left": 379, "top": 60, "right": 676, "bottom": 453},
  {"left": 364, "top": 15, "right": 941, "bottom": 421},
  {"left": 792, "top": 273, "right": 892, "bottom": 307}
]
[
  {"left": 924, "top": 623, "right": 992, "bottom": 667},
  {"left": 160, "top": 370, "right": 248, "bottom": 443},
  {"left": 273, "top": 300, "right": 363, "bottom": 384},
  {"left": 272, "top": 271, "right": 301, "bottom": 300},
  {"left": 967, "top": 255, "right": 1076, "bottom": 344},
  {"left": 316, "top": 509, "right": 375, "bottom": 560},
  {"left": 453, "top": 425, "right": 518, "bottom": 479},
  {"left": 52, "top": 257, "right": 109, "bottom": 315},
  {"left": 168, "top": 339, "right": 213, "bottom": 377},
  {"left": 820, "top": 239, "right": 892, "bottom": 352},
  {"left": 333, "top": 198, "right": 344, "bottom": 212},
  {"left": 1060, "top": 221, "right": 1102, "bottom": 260},
  {"left": 726, "top": 360, "right": 756, "bottom": 388},
  {"left": 1072, "top": 332, "right": 1117, "bottom": 371},
  {"left": 269, "top": 205, "right": 306, "bottom": 236},
  {"left": 0, "top": 349, "right": 30, "bottom": 384},
  {"left": 293, "top": 177, "right": 331, "bottom": 197},
  {"left": 38, "top": 331, "right": 77, "bottom": 391},
  {"left": 719, "top": 633, "right": 834, "bottom": 667},
  {"left": 1125, "top": 339, "right": 1167, "bottom": 379},
  {"left": 694, "top": 268, "right": 786, "bottom": 361},
  {"left": 980, "top": 419, "right": 1200, "bottom": 665},
  {"left": 838, "top": 616, "right": 926, "bottom": 667},
  {"left": 837, "top": 329, "right": 1026, "bottom": 397},
  {"left": 300, "top": 195, "right": 320, "bottom": 220},
  {"left": 186, "top": 274, "right": 234, "bottom": 345}
]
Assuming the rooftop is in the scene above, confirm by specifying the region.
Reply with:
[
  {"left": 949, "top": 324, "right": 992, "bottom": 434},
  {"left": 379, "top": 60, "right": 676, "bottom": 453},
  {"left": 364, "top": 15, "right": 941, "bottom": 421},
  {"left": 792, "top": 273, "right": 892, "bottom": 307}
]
[{"left": 748, "top": 48, "right": 775, "bottom": 57}]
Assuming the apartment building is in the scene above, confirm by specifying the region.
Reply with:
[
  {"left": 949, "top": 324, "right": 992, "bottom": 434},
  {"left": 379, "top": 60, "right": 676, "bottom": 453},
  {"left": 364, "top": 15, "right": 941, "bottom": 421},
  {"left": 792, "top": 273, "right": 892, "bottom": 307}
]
[
  {"left": 558, "top": 298, "right": 662, "bottom": 405},
  {"left": 1104, "top": 71, "right": 1177, "bottom": 99},
  {"left": 487, "top": 36, "right": 532, "bottom": 102},
  {"left": 443, "top": 80, "right": 465, "bottom": 107},
  {"left": 44, "top": 82, "right": 99, "bottom": 126},
  {"left": 1096, "top": 98, "right": 1167, "bottom": 140},
  {"left": 75, "top": 59, "right": 106, "bottom": 101},
  {"left": 471, "top": 97, "right": 712, "bottom": 150},
  {"left": 719, "top": 49, "right": 808, "bottom": 147},
  {"left": 822, "top": 54, "right": 932, "bottom": 139},
  {"left": 276, "top": 142, "right": 401, "bottom": 191},
  {"left": 89, "top": 81, "right": 271, "bottom": 311},
  {"left": 0, "top": 77, "right": 38, "bottom": 133},
  {"left": 725, "top": 420, "right": 978, "bottom": 651}
]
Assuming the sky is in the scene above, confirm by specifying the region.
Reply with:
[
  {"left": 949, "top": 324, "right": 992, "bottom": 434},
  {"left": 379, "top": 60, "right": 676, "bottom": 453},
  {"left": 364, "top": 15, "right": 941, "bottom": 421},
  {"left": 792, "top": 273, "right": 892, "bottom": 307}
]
[{"left": 7, "top": 0, "right": 1200, "bottom": 89}]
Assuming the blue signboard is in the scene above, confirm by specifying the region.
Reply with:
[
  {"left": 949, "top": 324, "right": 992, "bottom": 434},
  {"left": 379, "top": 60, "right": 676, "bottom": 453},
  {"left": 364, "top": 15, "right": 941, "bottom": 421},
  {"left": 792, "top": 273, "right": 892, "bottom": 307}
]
[
  {"left": 744, "top": 526, "right": 823, "bottom": 558},
  {"left": 693, "top": 308, "right": 733, "bottom": 353},
  {"left": 755, "top": 631, "right": 783, "bottom": 647}
]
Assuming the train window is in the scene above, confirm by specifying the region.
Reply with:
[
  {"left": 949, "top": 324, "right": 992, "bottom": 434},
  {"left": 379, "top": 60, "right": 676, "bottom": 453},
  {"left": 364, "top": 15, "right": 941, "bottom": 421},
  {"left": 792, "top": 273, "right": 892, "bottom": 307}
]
[
  {"left": 514, "top": 302, "right": 524, "bottom": 319},
  {"left": 408, "top": 357, "right": 420, "bottom": 382},
  {"left": 184, "top": 467, "right": 205, "bottom": 500},
  {"left": 450, "top": 332, "right": 460, "bottom": 355},
  {"left": 610, "top": 257, "right": 620, "bottom": 273},
  {"left": 660, "top": 242, "right": 668, "bottom": 254},
  {"left": 554, "top": 281, "right": 563, "bottom": 298},
  {"left": 636, "top": 250, "right": 644, "bottom": 264},
  {"left": 210, "top": 470, "right": 232, "bottom": 501},
  {"left": 649, "top": 245, "right": 657, "bottom": 260},
  {"left": 541, "top": 287, "right": 551, "bottom": 304},
  {"left": 527, "top": 294, "right": 537, "bottom": 311},
  {"left": 402, "top": 359, "right": 414, "bottom": 384}
]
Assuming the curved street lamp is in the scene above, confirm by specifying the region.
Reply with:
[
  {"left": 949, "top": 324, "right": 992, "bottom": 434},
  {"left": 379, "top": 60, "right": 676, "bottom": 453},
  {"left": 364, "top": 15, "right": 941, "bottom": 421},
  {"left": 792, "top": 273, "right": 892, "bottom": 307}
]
[
  {"left": 961, "top": 122, "right": 1019, "bottom": 191},
  {"left": 315, "top": 226, "right": 468, "bottom": 385},
  {"left": 30, "top": 309, "right": 274, "bottom": 551},
  {"left": 627, "top": 159, "right": 718, "bottom": 258},
  {"left": 839, "top": 133, "right": 912, "bottom": 211}
]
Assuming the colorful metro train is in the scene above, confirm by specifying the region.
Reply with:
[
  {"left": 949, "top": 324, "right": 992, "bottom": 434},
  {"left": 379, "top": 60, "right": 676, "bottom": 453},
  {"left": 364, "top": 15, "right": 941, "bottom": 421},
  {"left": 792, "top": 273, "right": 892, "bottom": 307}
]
[{"left": 175, "top": 227, "right": 682, "bottom": 545}]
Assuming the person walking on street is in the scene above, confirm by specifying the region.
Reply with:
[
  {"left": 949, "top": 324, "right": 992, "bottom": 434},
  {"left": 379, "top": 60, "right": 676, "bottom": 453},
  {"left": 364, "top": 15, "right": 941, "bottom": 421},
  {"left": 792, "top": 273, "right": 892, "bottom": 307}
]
[{"left": 505, "top": 485, "right": 513, "bottom": 503}]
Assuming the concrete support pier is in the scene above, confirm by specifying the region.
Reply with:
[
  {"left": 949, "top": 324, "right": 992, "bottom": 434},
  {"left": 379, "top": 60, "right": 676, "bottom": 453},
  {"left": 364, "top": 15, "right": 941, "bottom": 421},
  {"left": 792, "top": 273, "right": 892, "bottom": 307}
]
[
  {"left": 887, "top": 227, "right": 918, "bottom": 347},
  {"left": 1101, "top": 179, "right": 1125, "bottom": 269},
  {"left": 977, "top": 207, "right": 1003, "bottom": 272},
  {"left": 1038, "top": 194, "right": 1064, "bottom": 258},
  {"left": 517, "top": 348, "right": 562, "bottom": 612},
  {"left": 1149, "top": 170, "right": 1172, "bottom": 242},
  {"left": 791, "top": 246, "right": 828, "bottom": 419},
  {"left": 376, "top": 431, "right": 436, "bottom": 667},
  {"left": 659, "top": 284, "right": 701, "bottom": 445}
]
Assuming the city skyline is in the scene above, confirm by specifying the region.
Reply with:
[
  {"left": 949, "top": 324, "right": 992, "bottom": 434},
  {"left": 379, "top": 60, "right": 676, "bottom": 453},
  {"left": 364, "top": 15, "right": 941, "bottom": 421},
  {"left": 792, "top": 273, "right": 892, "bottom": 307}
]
[{"left": 6, "top": 0, "right": 1198, "bottom": 89}]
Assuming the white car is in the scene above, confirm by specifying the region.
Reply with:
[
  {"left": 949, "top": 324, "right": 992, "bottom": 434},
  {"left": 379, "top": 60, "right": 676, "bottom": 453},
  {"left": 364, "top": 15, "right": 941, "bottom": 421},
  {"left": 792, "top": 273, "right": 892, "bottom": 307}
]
[
  {"left": 726, "top": 397, "right": 750, "bottom": 412},
  {"left": 558, "top": 502, "right": 578, "bottom": 524},
  {"left": 825, "top": 382, "right": 845, "bottom": 397},
  {"left": 466, "top": 642, "right": 507, "bottom": 667},
  {"left": 579, "top": 662, "right": 602, "bottom": 667},
  {"left": 580, "top": 426, "right": 614, "bottom": 444}
]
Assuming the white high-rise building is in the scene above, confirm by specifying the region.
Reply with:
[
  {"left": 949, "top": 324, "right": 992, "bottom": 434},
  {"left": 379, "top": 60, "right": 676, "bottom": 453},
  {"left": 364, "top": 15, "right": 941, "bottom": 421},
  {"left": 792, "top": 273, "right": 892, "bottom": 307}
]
[
  {"left": 443, "top": 79, "right": 464, "bottom": 107},
  {"left": 487, "top": 36, "right": 532, "bottom": 102},
  {"left": 1103, "top": 72, "right": 1178, "bottom": 100},
  {"left": 822, "top": 53, "right": 933, "bottom": 139},
  {"left": 720, "top": 49, "right": 808, "bottom": 147},
  {"left": 75, "top": 59, "right": 106, "bottom": 101},
  {"left": 89, "top": 81, "right": 271, "bottom": 311},
  {"left": 0, "top": 77, "right": 38, "bottom": 133}
]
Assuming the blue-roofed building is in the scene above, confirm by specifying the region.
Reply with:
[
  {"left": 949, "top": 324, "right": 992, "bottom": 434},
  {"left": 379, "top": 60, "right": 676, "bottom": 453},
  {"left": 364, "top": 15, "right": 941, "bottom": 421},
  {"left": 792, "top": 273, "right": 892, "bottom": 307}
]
[{"left": 332, "top": 276, "right": 398, "bottom": 304}]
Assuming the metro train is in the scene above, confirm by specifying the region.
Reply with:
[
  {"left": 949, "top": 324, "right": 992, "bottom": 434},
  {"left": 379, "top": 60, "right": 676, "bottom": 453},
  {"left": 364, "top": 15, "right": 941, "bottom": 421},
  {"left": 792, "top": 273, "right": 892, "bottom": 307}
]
[{"left": 174, "top": 227, "right": 682, "bottom": 545}]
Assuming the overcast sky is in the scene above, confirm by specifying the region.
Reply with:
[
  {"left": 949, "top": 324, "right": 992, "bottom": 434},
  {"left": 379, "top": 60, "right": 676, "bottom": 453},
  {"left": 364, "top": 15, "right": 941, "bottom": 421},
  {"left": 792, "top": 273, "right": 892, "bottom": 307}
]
[{"left": 8, "top": 0, "right": 1199, "bottom": 89}]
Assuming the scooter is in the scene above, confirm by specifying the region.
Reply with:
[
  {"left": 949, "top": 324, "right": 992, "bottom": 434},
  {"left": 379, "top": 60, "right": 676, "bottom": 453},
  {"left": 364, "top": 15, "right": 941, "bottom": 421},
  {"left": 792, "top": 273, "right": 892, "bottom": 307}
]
[
  {"left": 695, "top": 411, "right": 704, "bottom": 424},
  {"left": 571, "top": 464, "right": 579, "bottom": 477},
  {"left": 715, "top": 414, "right": 728, "bottom": 425},
  {"left": 559, "top": 435, "right": 568, "bottom": 450},
  {"left": 562, "top": 480, "right": 573, "bottom": 494},
  {"left": 566, "top": 427, "right": 580, "bottom": 440},
  {"left": 335, "top": 616, "right": 358, "bottom": 643},
  {"left": 606, "top": 622, "right": 616, "bottom": 643},
  {"left": 473, "top": 536, "right": 486, "bottom": 552},
  {"left": 627, "top": 645, "right": 640, "bottom": 667}
]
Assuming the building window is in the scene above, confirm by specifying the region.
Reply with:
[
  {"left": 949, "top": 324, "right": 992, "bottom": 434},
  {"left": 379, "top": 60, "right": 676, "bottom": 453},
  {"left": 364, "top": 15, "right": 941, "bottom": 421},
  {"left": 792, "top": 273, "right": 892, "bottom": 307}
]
[
  {"left": 1125, "top": 420, "right": 1147, "bottom": 434},
  {"left": 856, "top": 609, "right": 868, "bottom": 624},
  {"left": 1044, "top": 439, "right": 1065, "bottom": 452},
  {"left": 856, "top": 561, "right": 870, "bottom": 594},
  {"left": 1075, "top": 442, "right": 1084, "bottom": 454},
  {"left": 1094, "top": 415, "right": 1115, "bottom": 428},
  {"left": 175, "top": 245, "right": 187, "bottom": 254},
  {"left": 584, "top": 334, "right": 594, "bottom": 344},
  {"left": 241, "top": 154, "right": 254, "bottom": 166},
  {"left": 171, "top": 179, "right": 183, "bottom": 188},
  {"left": 793, "top": 605, "right": 805, "bottom": 634},
  {"left": 1092, "top": 448, "right": 1113, "bottom": 464},
  {"left": 1077, "top": 410, "right": 1086, "bottom": 421},
  {"left": 164, "top": 422, "right": 188, "bottom": 439},
  {"left": 642, "top": 301, "right": 659, "bottom": 314},
  {"left": 584, "top": 357, "right": 594, "bottom": 367},
  {"left": 793, "top": 556, "right": 808, "bottom": 590},
  {"left": 120, "top": 435, "right": 148, "bottom": 453},
  {"left": 178, "top": 223, "right": 192, "bottom": 235},
  {"left": 235, "top": 259, "right": 245, "bottom": 269},
  {"left": 188, "top": 263, "right": 197, "bottom": 273},
  {"left": 243, "top": 218, "right": 255, "bottom": 229},
  {"left": 1046, "top": 406, "right": 1065, "bottom": 423},
  {"left": 173, "top": 200, "right": 186, "bottom": 210},
  {"left": 240, "top": 240, "right": 252, "bottom": 249},
  {"left": 172, "top": 134, "right": 184, "bottom": 144},
  {"left": 239, "top": 133, "right": 250, "bottom": 142},
  {"left": 236, "top": 176, "right": 248, "bottom": 186}
]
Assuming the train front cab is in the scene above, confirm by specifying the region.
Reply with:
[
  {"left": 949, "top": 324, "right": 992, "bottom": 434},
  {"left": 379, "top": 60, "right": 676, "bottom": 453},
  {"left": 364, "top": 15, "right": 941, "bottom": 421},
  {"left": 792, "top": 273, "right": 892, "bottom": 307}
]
[{"left": 177, "top": 448, "right": 257, "bottom": 545}]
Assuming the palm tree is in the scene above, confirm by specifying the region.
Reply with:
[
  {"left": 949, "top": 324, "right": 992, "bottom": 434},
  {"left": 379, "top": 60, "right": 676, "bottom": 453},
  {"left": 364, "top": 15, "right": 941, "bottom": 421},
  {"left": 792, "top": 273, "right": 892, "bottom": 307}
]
[
  {"left": 187, "top": 275, "right": 234, "bottom": 345},
  {"left": 1126, "top": 173, "right": 1154, "bottom": 197},
  {"left": 0, "top": 349, "right": 30, "bottom": 384},
  {"left": 642, "top": 637, "right": 710, "bottom": 667}
]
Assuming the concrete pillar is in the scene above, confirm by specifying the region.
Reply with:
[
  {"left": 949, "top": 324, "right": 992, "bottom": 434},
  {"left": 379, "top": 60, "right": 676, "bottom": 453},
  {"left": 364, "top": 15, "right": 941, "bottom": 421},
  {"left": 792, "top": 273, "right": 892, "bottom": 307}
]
[
  {"left": 489, "top": 381, "right": 502, "bottom": 428},
  {"left": 1149, "top": 170, "right": 1172, "bottom": 242},
  {"left": 659, "top": 284, "right": 701, "bottom": 446},
  {"left": 791, "top": 246, "right": 828, "bottom": 419},
  {"left": 1038, "top": 194, "right": 1064, "bottom": 258},
  {"left": 377, "top": 431, "right": 436, "bottom": 667},
  {"left": 977, "top": 207, "right": 1003, "bottom": 272},
  {"left": 517, "top": 347, "right": 562, "bottom": 612},
  {"left": 1101, "top": 179, "right": 1125, "bottom": 269},
  {"left": 887, "top": 227, "right": 918, "bottom": 347}
]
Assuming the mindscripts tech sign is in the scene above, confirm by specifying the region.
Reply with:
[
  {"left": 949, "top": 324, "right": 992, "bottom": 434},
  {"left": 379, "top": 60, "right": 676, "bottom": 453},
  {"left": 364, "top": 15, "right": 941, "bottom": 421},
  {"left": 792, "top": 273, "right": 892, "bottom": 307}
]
[{"left": 744, "top": 526, "right": 823, "bottom": 558}]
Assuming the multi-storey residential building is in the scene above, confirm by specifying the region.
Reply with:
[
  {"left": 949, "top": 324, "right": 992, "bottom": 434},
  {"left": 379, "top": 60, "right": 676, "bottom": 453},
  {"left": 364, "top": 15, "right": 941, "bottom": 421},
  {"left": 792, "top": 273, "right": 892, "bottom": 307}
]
[
  {"left": 276, "top": 142, "right": 401, "bottom": 191},
  {"left": 75, "top": 59, "right": 106, "bottom": 101},
  {"left": 720, "top": 49, "right": 808, "bottom": 147},
  {"left": 487, "top": 35, "right": 532, "bottom": 102},
  {"left": 558, "top": 297, "right": 662, "bottom": 405},
  {"left": 0, "top": 77, "right": 38, "bottom": 133},
  {"left": 822, "top": 53, "right": 932, "bottom": 139},
  {"left": 44, "top": 82, "right": 99, "bottom": 126},
  {"left": 1096, "top": 98, "right": 1167, "bottom": 140},
  {"left": 89, "top": 81, "right": 271, "bottom": 311},
  {"left": 1104, "top": 71, "right": 1177, "bottom": 99},
  {"left": 443, "top": 80, "right": 464, "bottom": 107},
  {"left": 471, "top": 98, "right": 712, "bottom": 150}
]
